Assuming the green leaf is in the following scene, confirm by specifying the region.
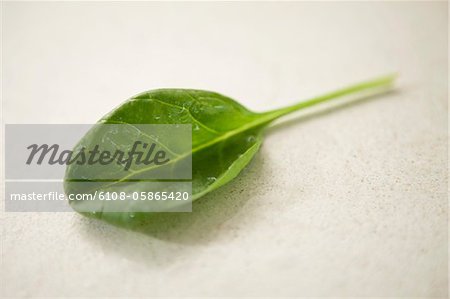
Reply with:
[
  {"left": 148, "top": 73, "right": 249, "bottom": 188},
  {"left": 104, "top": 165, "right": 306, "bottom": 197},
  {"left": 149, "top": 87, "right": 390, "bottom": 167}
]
[{"left": 64, "top": 75, "right": 396, "bottom": 224}]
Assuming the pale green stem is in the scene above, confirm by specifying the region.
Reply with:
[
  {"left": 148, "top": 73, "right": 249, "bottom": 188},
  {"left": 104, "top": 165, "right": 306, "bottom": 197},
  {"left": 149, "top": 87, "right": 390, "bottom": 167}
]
[{"left": 262, "top": 74, "right": 397, "bottom": 121}]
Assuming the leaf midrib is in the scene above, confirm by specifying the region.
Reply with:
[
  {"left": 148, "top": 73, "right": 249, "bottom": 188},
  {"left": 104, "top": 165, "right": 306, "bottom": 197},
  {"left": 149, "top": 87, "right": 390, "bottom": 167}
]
[{"left": 85, "top": 111, "right": 273, "bottom": 186}]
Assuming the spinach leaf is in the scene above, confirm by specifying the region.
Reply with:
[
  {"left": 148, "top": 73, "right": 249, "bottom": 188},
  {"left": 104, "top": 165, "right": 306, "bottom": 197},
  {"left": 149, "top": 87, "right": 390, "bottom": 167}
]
[{"left": 64, "top": 75, "right": 395, "bottom": 223}]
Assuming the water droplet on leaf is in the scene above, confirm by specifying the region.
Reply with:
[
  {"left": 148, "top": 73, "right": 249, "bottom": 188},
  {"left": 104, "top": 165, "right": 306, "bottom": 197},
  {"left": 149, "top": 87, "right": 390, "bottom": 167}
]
[
  {"left": 207, "top": 176, "right": 217, "bottom": 184},
  {"left": 247, "top": 135, "right": 256, "bottom": 143}
]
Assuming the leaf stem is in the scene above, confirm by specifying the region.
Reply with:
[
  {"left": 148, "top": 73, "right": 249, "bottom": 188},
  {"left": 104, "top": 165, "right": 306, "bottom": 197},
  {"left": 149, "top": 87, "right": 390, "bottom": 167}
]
[{"left": 263, "top": 74, "right": 397, "bottom": 121}]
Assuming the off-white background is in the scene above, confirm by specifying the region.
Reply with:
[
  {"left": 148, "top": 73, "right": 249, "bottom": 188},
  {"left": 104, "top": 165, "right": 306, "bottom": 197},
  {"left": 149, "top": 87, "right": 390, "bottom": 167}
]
[{"left": 1, "top": 1, "right": 448, "bottom": 297}]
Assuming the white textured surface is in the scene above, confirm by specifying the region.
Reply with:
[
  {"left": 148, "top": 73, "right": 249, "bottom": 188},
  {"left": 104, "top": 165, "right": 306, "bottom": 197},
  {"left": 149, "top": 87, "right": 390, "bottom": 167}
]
[{"left": 1, "top": 1, "right": 448, "bottom": 297}]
